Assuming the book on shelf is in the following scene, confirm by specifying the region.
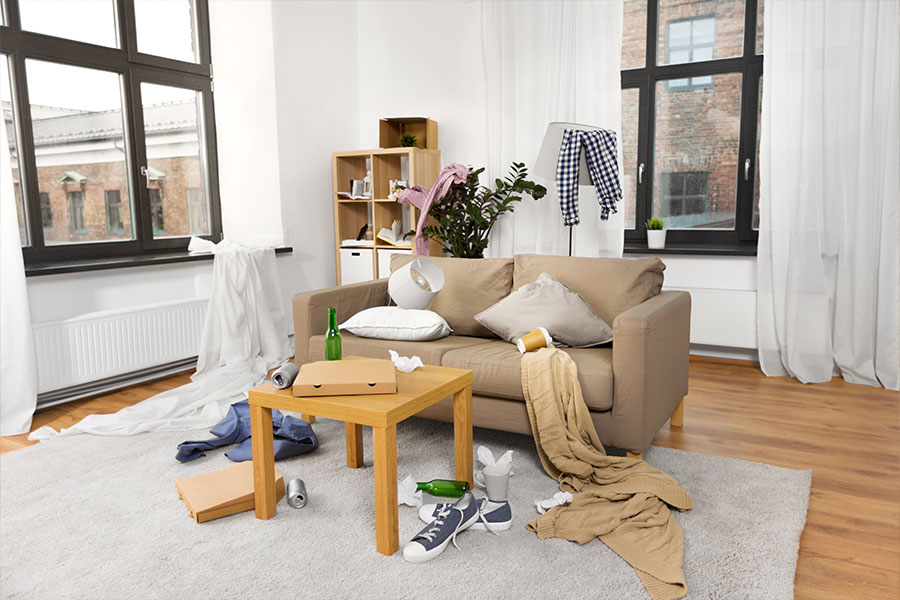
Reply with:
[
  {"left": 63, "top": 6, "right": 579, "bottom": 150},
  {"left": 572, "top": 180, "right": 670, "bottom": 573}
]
[
  {"left": 340, "top": 239, "right": 374, "bottom": 247},
  {"left": 337, "top": 191, "right": 371, "bottom": 200},
  {"left": 376, "top": 220, "right": 412, "bottom": 247}
]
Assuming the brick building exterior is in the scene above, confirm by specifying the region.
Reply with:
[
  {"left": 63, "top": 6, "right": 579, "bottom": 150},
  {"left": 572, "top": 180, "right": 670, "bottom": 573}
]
[
  {"left": 622, "top": 0, "right": 749, "bottom": 229},
  {"left": 7, "top": 100, "right": 208, "bottom": 245}
]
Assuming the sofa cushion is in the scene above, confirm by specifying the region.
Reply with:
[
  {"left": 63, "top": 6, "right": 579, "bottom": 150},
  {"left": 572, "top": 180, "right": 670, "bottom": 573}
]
[
  {"left": 308, "top": 333, "right": 493, "bottom": 366},
  {"left": 513, "top": 255, "right": 665, "bottom": 326},
  {"left": 441, "top": 342, "right": 613, "bottom": 412},
  {"left": 391, "top": 255, "right": 514, "bottom": 338}
]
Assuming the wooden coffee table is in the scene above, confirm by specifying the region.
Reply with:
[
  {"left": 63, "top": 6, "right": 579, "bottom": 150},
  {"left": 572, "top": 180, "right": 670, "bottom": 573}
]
[{"left": 247, "top": 358, "right": 474, "bottom": 556}]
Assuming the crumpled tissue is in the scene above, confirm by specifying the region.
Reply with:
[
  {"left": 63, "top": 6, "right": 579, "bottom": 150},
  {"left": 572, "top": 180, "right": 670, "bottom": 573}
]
[
  {"left": 398, "top": 474, "right": 423, "bottom": 507},
  {"left": 475, "top": 445, "right": 513, "bottom": 488},
  {"left": 534, "top": 491, "right": 574, "bottom": 514},
  {"left": 389, "top": 350, "right": 424, "bottom": 373}
]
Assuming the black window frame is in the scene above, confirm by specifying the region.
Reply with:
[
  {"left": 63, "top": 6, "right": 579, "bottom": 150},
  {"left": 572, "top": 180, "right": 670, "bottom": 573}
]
[
  {"left": 1, "top": 0, "right": 222, "bottom": 266},
  {"left": 623, "top": 0, "right": 762, "bottom": 251}
]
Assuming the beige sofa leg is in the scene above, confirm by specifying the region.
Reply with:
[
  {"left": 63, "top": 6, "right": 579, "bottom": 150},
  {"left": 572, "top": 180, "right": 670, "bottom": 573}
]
[
  {"left": 626, "top": 451, "right": 643, "bottom": 459},
  {"left": 670, "top": 398, "right": 685, "bottom": 428}
]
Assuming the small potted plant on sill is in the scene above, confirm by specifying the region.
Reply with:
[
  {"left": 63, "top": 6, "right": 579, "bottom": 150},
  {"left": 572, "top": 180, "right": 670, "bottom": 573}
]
[{"left": 646, "top": 216, "right": 666, "bottom": 249}]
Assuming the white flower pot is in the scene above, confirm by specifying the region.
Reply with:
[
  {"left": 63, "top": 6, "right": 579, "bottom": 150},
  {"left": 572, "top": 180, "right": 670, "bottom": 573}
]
[{"left": 647, "top": 229, "right": 666, "bottom": 249}]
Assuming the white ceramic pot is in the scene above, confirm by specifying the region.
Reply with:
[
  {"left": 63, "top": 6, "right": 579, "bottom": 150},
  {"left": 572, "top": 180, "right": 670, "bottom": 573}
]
[{"left": 647, "top": 229, "right": 667, "bottom": 249}]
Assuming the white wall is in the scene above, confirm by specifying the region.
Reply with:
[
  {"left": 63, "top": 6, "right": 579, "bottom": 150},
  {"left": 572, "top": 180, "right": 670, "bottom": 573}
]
[
  {"left": 356, "top": 1, "right": 487, "bottom": 167},
  {"left": 269, "top": 0, "right": 361, "bottom": 301}
]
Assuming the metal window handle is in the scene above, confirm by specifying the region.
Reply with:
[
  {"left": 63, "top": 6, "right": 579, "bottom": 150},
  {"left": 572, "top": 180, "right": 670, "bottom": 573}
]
[
  {"left": 638, "top": 163, "right": 645, "bottom": 185},
  {"left": 140, "top": 166, "right": 150, "bottom": 188},
  {"left": 744, "top": 158, "right": 751, "bottom": 181}
]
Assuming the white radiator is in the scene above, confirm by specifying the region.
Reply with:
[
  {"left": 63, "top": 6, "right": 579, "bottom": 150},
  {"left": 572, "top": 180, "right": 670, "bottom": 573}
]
[
  {"left": 666, "top": 286, "right": 757, "bottom": 349},
  {"left": 32, "top": 298, "right": 208, "bottom": 394}
]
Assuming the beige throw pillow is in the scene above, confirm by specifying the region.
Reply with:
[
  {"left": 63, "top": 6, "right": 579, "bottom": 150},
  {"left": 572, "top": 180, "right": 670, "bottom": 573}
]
[
  {"left": 474, "top": 273, "right": 613, "bottom": 347},
  {"left": 390, "top": 255, "right": 514, "bottom": 338}
]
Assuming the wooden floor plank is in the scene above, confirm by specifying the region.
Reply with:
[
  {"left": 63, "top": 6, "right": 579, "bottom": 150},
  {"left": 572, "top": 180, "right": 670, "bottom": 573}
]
[{"left": 1, "top": 357, "right": 898, "bottom": 599}]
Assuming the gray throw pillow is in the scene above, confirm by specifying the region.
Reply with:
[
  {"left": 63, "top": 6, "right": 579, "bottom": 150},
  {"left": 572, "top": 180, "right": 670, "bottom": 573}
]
[{"left": 474, "top": 272, "right": 613, "bottom": 347}]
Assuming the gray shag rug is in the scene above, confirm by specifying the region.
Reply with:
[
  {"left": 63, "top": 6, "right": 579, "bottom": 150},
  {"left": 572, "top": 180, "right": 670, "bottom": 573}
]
[{"left": 1, "top": 416, "right": 810, "bottom": 600}]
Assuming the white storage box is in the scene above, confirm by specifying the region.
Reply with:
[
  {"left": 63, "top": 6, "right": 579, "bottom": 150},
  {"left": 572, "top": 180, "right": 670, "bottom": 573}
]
[
  {"left": 377, "top": 248, "right": 411, "bottom": 279},
  {"left": 340, "top": 248, "right": 374, "bottom": 284}
]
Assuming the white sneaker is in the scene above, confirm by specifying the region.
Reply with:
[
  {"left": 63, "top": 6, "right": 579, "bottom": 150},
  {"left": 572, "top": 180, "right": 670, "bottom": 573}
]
[{"left": 418, "top": 497, "right": 513, "bottom": 532}]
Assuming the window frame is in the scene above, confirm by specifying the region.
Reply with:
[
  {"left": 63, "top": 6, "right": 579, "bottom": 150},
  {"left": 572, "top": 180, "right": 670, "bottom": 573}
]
[
  {"left": 0, "top": 0, "right": 222, "bottom": 265},
  {"left": 67, "top": 190, "right": 86, "bottom": 233},
  {"left": 622, "top": 0, "right": 762, "bottom": 251}
]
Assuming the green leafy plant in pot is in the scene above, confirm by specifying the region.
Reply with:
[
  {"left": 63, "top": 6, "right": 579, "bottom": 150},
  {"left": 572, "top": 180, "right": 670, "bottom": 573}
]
[
  {"left": 419, "top": 162, "right": 547, "bottom": 258},
  {"left": 645, "top": 216, "right": 666, "bottom": 249},
  {"left": 399, "top": 133, "right": 417, "bottom": 147}
]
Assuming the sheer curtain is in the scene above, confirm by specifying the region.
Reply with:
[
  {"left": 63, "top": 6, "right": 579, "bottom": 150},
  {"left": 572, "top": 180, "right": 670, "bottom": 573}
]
[
  {"left": 757, "top": 0, "right": 900, "bottom": 389},
  {"left": 0, "top": 102, "right": 38, "bottom": 436},
  {"left": 481, "top": 0, "right": 624, "bottom": 258}
]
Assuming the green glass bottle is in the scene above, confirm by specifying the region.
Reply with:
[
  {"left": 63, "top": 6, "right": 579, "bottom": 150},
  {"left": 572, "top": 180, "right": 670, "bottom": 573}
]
[
  {"left": 416, "top": 479, "right": 470, "bottom": 498},
  {"left": 325, "top": 307, "right": 342, "bottom": 361}
]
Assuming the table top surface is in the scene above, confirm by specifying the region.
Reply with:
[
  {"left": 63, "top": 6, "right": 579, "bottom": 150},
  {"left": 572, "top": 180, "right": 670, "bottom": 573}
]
[{"left": 248, "top": 358, "right": 472, "bottom": 428}]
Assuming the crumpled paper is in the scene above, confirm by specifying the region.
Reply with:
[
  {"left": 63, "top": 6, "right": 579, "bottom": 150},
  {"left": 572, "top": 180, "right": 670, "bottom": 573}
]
[
  {"left": 398, "top": 474, "right": 423, "bottom": 507},
  {"left": 534, "top": 491, "right": 574, "bottom": 514},
  {"left": 475, "top": 445, "right": 513, "bottom": 488},
  {"left": 389, "top": 350, "right": 424, "bottom": 373}
]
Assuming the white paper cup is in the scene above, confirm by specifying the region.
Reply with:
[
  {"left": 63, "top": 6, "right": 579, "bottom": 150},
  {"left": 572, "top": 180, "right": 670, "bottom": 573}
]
[{"left": 516, "top": 327, "right": 553, "bottom": 353}]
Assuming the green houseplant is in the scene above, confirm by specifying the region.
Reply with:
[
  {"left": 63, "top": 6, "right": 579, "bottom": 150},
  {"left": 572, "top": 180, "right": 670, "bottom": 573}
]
[
  {"left": 399, "top": 133, "right": 417, "bottom": 147},
  {"left": 645, "top": 216, "right": 666, "bottom": 249},
  {"left": 419, "top": 162, "right": 547, "bottom": 258}
]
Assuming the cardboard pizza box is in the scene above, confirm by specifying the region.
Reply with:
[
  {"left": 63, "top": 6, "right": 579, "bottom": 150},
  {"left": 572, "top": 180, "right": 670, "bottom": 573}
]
[
  {"left": 292, "top": 358, "right": 397, "bottom": 397},
  {"left": 175, "top": 461, "right": 285, "bottom": 523}
]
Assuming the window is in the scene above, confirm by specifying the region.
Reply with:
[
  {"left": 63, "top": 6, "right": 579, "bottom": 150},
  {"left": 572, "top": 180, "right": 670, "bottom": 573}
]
[
  {"left": 149, "top": 188, "right": 164, "bottom": 234},
  {"left": 666, "top": 18, "right": 714, "bottom": 90},
  {"left": 622, "top": 0, "right": 762, "bottom": 250},
  {"left": 68, "top": 191, "right": 85, "bottom": 233},
  {"left": 39, "top": 192, "right": 52, "bottom": 230},
  {"left": 1, "top": 0, "right": 221, "bottom": 267},
  {"left": 187, "top": 187, "right": 206, "bottom": 234},
  {"left": 105, "top": 190, "right": 124, "bottom": 233},
  {"left": 661, "top": 172, "right": 709, "bottom": 224}
]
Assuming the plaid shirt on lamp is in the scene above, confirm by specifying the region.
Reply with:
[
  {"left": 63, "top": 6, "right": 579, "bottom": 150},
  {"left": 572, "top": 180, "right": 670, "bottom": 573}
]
[{"left": 556, "top": 128, "right": 623, "bottom": 226}]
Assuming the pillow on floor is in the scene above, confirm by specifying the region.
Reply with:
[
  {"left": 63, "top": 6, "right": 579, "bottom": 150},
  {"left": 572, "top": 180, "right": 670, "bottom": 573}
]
[
  {"left": 340, "top": 306, "right": 452, "bottom": 341},
  {"left": 474, "top": 273, "right": 613, "bottom": 347}
]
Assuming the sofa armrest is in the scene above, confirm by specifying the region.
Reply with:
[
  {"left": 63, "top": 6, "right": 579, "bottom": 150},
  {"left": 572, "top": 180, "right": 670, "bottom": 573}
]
[
  {"left": 292, "top": 279, "right": 389, "bottom": 364},
  {"left": 610, "top": 290, "right": 691, "bottom": 452}
]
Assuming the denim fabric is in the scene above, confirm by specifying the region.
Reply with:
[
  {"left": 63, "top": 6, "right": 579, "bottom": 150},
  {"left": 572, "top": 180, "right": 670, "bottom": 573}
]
[{"left": 176, "top": 400, "right": 317, "bottom": 463}]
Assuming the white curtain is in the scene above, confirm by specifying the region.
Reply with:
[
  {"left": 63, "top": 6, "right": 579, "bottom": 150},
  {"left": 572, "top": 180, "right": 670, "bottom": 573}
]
[
  {"left": 0, "top": 98, "right": 39, "bottom": 436},
  {"left": 482, "top": 0, "right": 624, "bottom": 258},
  {"left": 758, "top": 0, "right": 900, "bottom": 389},
  {"left": 30, "top": 241, "right": 291, "bottom": 439}
]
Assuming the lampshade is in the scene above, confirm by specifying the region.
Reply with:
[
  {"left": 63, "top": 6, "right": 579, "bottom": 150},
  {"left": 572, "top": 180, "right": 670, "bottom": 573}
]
[
  {"left": 534, "top": 121, "right": 603, "bottom": 183},
  {"left": 388, "top": 258, "right": 445, "bottom": 310}
]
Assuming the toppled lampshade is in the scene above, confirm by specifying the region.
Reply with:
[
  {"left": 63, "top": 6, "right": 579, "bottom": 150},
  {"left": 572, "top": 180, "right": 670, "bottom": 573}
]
[{"left": 388, "top": 258, "right": 444, "bottom": 310}]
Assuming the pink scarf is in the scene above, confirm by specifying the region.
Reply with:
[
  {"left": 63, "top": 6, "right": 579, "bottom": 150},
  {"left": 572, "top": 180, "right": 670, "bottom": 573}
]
[{"left": 398, "top": 163, "right": 469, "bottom": 256}]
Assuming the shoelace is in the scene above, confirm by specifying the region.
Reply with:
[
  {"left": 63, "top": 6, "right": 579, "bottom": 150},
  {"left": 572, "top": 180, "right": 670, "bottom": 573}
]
[{"left": 416, "top": 506, "right": 453, "bottom": 544}]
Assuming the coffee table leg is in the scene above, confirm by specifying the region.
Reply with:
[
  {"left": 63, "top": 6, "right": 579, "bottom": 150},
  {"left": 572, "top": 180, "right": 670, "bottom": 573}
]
[
  {"left": 454, "top": 385, "right": 474, "bottom": 488},
  {"left": 345, "top": 422, "right": 364, "bottom": 468},
  {"left": 373, "top": 424, "right": 399, "bottom": 555},
  {"left": 250, "top": 404, "right": 277, "bottom": 519},
  {"left": 301, "top": 414, "right": 316, "bottom": 424}
]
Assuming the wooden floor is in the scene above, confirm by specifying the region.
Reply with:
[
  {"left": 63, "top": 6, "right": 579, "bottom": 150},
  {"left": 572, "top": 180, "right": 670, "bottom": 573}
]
[{"left": 1, "top": 357, "right": 898, "bottom": 599}]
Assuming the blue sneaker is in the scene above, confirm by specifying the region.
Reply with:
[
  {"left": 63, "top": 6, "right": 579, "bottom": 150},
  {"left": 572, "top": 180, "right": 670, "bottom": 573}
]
[
  {"left": 418, "top": 497, "right": 512, "bottom": 532},
  {"left": 403, "top": 492, "right": 480, "bottom": 563}
]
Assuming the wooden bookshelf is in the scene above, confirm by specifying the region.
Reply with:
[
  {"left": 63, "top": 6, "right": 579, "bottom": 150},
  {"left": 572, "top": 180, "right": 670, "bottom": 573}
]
[{"left": 332, "top": 147, "right": 442, "bottom": 284}]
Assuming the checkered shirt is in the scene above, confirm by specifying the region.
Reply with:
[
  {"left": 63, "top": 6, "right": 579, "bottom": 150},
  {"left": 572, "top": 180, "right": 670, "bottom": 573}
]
[{"left": 555, "top": 128, "right": 623, "bottom": 226}]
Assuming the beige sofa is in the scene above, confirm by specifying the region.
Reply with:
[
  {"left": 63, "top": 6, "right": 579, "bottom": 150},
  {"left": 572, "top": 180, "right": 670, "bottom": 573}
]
[{"left": 292, "top": 254, "right": 690, "bottom": 455}]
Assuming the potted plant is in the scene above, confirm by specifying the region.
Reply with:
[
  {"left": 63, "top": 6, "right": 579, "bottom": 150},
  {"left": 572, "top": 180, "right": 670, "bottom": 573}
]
[
  {"left": 645, "top": 216, "right": 666, "bottom": 249},
  {"left": 399, "top": 133, "right": 417, "bottom": 147},
  {"left": 419, "top": 162, "right": 547, "bottom": 258}
]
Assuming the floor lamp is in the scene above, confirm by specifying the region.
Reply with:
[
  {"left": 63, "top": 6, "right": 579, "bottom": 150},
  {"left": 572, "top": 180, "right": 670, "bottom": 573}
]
[{"left": 534, "top": 121, "right": 603, "bottom": 256}]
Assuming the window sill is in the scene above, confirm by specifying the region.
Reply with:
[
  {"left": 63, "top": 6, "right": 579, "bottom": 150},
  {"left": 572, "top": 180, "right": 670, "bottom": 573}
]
[
  {"left": 25, "top": 246, "right": 293, "bottom": 277},
  {"left": 623, "top": 242, "right": 757, "bottom": 256}
]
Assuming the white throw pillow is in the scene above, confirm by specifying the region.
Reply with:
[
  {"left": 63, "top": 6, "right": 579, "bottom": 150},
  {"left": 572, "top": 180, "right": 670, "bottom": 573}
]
[{"left": 339, "top": 306, "right": 452, "bottom": 341}]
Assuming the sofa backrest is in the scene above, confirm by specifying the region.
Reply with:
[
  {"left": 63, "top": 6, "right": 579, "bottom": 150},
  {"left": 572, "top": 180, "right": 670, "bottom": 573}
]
[
  {"left": 512, "top": 254, "right": 665, "bottom": 325},
  {"left": 390, "top": 255, "right": 514, "bottom": 338}
]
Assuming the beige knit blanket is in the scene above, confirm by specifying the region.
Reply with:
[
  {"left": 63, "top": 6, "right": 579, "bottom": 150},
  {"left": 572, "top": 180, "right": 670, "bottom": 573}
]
[{"left": 522, "top": 347, "right": 693, "bottom": 600}]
